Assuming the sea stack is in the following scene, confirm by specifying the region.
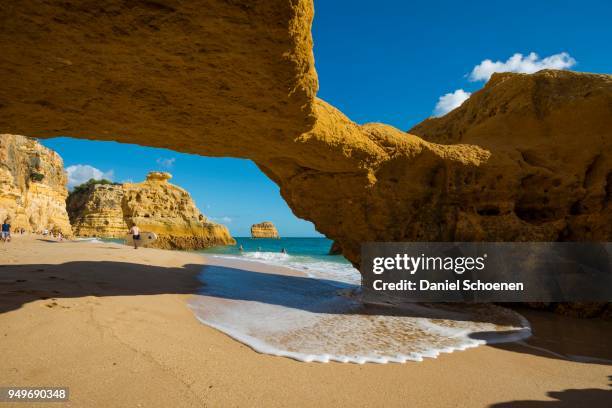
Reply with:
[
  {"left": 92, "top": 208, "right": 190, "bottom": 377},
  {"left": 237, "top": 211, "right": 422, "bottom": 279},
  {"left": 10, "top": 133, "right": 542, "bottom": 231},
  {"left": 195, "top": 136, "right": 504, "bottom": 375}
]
[
  {"left": 0, "top": 134, "right": 72, "bottom": 235},
  {"left": 251, "top": 221, "right": 280, "bottom": 239},
  {"left": 67, "top": 171, "right": 235, "bottom": 249}
]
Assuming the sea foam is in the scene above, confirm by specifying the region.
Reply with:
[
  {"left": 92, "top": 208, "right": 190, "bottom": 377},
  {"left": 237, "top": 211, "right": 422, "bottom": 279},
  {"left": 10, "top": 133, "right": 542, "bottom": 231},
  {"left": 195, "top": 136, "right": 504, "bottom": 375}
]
[
  {"left": 75, "top": 237, "right": 105, "bottom": 244},
  {"left": 212, "top": 251, "right": 359, "bottom": 284},
  {"left": 189, "top": 253, "right": 531, "bottom": 364}
]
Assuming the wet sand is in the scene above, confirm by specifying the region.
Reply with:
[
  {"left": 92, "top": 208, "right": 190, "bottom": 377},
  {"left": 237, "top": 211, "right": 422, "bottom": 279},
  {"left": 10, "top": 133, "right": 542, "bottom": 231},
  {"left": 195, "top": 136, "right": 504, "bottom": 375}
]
[{"left": 0, "top": 235, "right": 610, "bottom": 407}]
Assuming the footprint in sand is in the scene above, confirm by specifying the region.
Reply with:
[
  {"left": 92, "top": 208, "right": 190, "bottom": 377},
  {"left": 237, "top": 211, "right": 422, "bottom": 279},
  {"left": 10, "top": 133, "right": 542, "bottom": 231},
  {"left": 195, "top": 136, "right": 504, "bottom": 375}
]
[{"left": 44, "top": 299, "right": 70, "bottom": 309}]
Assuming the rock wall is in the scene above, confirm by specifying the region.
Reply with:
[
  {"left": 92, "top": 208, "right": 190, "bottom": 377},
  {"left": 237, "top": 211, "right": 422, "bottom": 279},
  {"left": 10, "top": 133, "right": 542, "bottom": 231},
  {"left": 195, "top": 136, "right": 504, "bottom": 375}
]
[
  {"left": 260, "top": 71, "right": 612, "bottom": 267},
  {"left": 67, "top": 183, "right": 128, "bottom": 237},
  {"left": 0, "top": 134, "right": 72, "bottom": 235},
  {"left": 0, "top": 2, "right": 610, "bottom": 272},
  {"left": 0, "top": 0, "right": 317, "bottom": 160},
  {"left": 410, "top": 71, "right": 612, "bottom": 243},
  {"left": 67, "top": 171, "right": 235, "bottom": 249},
  {"left": 251, "top": 222, "right": 280, "bottom": 238}
]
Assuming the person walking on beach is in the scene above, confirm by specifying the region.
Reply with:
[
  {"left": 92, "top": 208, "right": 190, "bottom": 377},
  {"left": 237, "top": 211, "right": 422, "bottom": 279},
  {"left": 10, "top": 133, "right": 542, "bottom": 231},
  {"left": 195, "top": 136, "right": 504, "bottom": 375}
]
[
  {"left": 130, "top": 224, "right": 141, "bottom": 249},
  {"left": 1, "top": 219, "right": 11, "bottom": 242}
]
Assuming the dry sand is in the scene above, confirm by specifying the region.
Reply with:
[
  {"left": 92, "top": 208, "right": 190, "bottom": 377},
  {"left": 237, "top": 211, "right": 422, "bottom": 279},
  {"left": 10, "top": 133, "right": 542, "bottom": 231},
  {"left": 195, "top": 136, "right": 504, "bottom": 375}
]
[{"left": 0, "top": 235, "right": 610, "bottom": 407}]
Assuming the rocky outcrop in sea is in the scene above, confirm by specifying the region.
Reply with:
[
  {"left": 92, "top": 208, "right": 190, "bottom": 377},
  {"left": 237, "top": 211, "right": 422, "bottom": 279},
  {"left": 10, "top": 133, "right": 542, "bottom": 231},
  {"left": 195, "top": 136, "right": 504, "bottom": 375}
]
[{"left": 251, "top": 222, "right": 280, "bottom": 239}]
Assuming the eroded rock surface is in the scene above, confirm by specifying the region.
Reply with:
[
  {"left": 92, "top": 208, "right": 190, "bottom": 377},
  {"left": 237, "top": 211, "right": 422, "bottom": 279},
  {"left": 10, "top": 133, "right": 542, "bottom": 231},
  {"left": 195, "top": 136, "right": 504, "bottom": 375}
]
[
  {"left": 251, "top": 222, "right": 280, "bottom": 238},
  {"left": 0, "top": 2, "right": 610, "bottom": 272},
  {"left": 0, "top": 134, "right": 72, "bottom": 235},
  {"left": 0, "top": 0, "right": 317, "bottom": 159},
  {"left": 410, "top": 71, "right": 612, "bottom": 244},
  {"left": 263, "top": 71, "right": 611, "bottom": 267},
  {"left": 67, "top": 172, "right": 235, "bottom": 249},
  {"left": 67, "top": 183, "right": 127, "bottom": 237}
]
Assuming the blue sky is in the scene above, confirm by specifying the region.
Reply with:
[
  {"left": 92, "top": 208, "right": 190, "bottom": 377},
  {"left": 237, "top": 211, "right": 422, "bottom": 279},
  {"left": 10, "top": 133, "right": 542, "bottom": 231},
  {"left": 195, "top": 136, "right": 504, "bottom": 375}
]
[{"left": 41, "top": 0, "right": 611, "bottom": 237}]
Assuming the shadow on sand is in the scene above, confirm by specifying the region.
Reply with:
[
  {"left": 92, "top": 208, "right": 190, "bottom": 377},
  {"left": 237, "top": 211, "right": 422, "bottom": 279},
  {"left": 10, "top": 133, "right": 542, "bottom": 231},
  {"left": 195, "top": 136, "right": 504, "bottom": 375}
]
[
  {"left": 0, "top": 260, "right": 202, "bottom": 316},
  {"left": 489, "top": 376, "right": 612, "bottom": 407},
  {"left": 1, "top": 259, "right": 610, "bottom": 365}
]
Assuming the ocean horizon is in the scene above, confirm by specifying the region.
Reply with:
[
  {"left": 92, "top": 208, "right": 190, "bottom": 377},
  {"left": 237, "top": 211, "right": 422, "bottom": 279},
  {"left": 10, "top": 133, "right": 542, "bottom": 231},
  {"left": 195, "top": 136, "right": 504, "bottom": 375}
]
[{"left": 197, "top": 236, "right": 357, "bottom": 284}]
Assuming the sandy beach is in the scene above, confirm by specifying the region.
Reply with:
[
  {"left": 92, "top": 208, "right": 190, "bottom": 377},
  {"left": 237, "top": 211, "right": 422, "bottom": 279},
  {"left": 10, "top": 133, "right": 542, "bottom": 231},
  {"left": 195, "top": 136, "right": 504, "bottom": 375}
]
[{"left": 1, "top": 235, "right": 610, "bottom": 407}]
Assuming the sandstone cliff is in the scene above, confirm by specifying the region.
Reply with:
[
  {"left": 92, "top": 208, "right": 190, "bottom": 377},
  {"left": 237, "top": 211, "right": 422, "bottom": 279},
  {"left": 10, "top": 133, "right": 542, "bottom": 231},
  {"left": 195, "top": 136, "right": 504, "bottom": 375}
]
[
  {"left": 0, "top": 3, "right": 610, "bottom": 280},
  {"left": 410, "top": 70, "right": 611, "bottom": 244},
  {"left": 0, "top": 134, "right": 72, "bottom": 235},
  {"left": 258, "top": 71, "right": 611, "bottom": 270},
  {"left": 251, "top": 222, "right": 280, "bottom": 239},
  {"left": 66, "top": 182, "right": 127, "bottom": 237},
  {"left": 67, "top": 172, "right": 235, "bottom": 249}
]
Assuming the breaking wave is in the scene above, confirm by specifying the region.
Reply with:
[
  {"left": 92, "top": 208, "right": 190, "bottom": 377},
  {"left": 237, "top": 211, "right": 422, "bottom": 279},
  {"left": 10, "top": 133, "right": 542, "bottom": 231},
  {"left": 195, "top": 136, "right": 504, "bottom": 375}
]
[{"left": 189, "top": 255, "right": 530, "bottom": 364}]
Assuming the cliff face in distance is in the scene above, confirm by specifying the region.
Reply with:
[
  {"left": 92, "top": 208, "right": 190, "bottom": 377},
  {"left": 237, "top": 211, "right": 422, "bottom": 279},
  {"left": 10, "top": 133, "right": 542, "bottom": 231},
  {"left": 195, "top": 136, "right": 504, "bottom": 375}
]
[
  {"left": 66, "top": 183, "right": 127, "bottom": 237},
  {"left": 0, "top": 134, "right": 72, "bottom": 235},
  {"left": 67, "top": 172, "right": 235, "bottom": 250},
  {"left": 251, "top": 222, "right": 280, "bottom": 238}
]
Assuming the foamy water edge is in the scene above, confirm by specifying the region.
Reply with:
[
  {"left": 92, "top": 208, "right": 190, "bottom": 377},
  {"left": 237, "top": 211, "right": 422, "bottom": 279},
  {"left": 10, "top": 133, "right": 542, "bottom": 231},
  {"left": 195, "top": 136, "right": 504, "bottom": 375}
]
[{"left": 189, "top": 252, "right": 532, "bottom": 364}]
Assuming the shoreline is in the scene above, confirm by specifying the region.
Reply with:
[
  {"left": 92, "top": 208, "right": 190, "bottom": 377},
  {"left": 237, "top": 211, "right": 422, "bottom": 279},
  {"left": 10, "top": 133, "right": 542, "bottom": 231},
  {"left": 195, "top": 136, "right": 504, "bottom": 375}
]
[{"left": 1, "top": 235, "right": 610, "bottom": 407}]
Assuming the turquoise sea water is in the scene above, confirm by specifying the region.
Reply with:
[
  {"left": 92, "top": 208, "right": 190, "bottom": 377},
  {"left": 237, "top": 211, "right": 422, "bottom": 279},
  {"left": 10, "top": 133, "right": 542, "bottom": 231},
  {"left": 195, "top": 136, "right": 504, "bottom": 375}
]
[
  {"left": 199, "top": 237, "right": 349, "bottom": 262},
  {"left": 91, "top": 236, "right": 358, "bottom": 283},
  {"left": 197, "top": 237, "right": 359, "bottom": 284}
]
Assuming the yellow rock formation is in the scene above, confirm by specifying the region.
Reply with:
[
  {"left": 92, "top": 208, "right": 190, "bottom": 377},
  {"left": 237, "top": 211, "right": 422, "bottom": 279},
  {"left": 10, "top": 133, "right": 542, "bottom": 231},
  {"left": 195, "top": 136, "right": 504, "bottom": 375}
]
[
  {"left": 410, "top": 70, "right": 612, "bottom": 244},
  {"left": 0, "top": 2, "right": 610, "bottom": 273},
  {"left": 67, "top": 172, "right": 235, "bottom": 250},
  {"left": 251, "top": 222, "right": 280, "bottom": 239},
  {"left": 66, "top": 183, "right": 128, "bottom": 237},
  {"left": 0, "top": 134, "right": 72, "bottom": 235}
]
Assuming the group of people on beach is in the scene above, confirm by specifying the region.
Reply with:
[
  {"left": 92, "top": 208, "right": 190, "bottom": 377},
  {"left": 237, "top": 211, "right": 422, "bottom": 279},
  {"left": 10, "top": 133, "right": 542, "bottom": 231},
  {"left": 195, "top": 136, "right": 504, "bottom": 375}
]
[
  {"left": 3, "top": 220, "right": 286, "bottom": 255},
  {"left": 1, "top": 219, "right": 67, "bottom": 243},
  {"left": 1, "top": 220, "right": 140, "bottom": 247}
]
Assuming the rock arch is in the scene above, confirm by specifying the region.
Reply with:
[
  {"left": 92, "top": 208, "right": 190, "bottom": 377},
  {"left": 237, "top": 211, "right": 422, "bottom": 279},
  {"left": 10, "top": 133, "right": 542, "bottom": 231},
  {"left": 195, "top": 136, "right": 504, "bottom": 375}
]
[{"left": 1, "top": 1, "right": 610, "bottom": 267}]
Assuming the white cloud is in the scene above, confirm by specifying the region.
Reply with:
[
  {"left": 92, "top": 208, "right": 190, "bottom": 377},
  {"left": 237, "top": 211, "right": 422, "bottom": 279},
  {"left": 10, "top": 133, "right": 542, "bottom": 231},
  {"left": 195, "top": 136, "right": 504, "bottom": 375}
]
[
  {"left": 156, "top": 157, "right": 176, "bottom": 168},
  {"left": 433, "top": 89, "right": 471, "bottom": 117},
  {"left": 469, "top": 52, "right": 576, "bottom": 82},
  {"left": 66, "top": 164, "right": 114, "bottom": 190},
  {"left": 210, "top": 216, "right": 233, "bottom": 224}
]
